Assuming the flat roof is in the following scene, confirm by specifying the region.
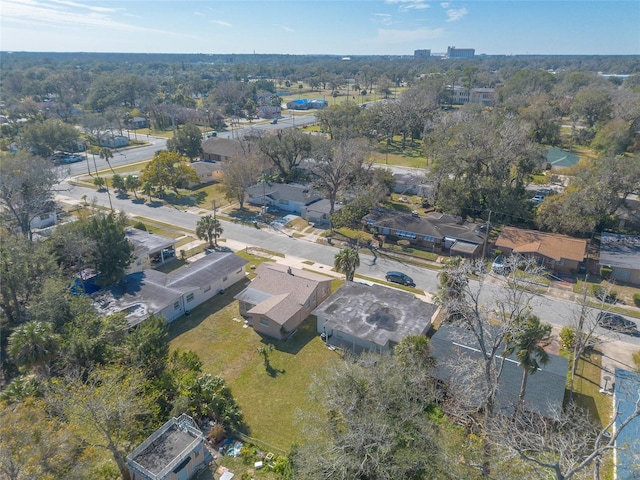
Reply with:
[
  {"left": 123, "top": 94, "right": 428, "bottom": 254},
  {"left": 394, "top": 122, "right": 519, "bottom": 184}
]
[{"left": 313, "top": 283, "right": 438, "bottom": 347}]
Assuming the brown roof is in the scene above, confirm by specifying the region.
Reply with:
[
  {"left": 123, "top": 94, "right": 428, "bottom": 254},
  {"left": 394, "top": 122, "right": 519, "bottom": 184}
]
[
  {"left": 235, "top": 263, "right": 331, "bottom": 325},
  {"left": 496, "top": 226, "right": 586, "bottom": 262}
]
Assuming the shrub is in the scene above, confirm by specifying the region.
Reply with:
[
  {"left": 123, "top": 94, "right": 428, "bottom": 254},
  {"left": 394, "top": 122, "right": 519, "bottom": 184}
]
[
  {"left": 397, "top": 240, "right": 411, "bottom": 250},
  {"left": 559, "top": 326, "right": 576, "bottom": 350},
  {"left": 633, "top": 293, "right": 640, "bottom": 308},
  {"left": 600, "top": 266, "right": 613, "bottom": 279},
  {"left": 207, "top": 423, "right": 225, "bottom": 443},
  {"left": 132, "top": 221, "right": 146, "bottom": 231}
]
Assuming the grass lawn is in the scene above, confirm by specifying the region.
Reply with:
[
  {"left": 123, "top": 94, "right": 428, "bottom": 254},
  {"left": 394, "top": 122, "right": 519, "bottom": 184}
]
[
  {"left": 168, "top": 280, "right": 340, "bottom": 452},
  {"left": 565, "top": 349, "right": 614, "bottom": 480}
]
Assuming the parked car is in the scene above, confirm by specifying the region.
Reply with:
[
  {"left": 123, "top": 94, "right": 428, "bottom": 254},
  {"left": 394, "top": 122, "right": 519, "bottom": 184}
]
[
  {"left": 385, "top": 271, "right": 415, "bottom": 287},
  {"left": 491, "top": 255, "right": 510, "bottom": 275},
  {"left": 530, "top": 194, "right": 545, "bottom": 204},
  {"left": 596, "top": 312, "right": 638, "bottom": 335}
]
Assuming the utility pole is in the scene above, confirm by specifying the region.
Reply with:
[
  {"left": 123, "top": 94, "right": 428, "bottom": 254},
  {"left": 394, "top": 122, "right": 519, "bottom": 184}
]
[
  {"left": 481, "top": 210, "right": 492, "bottom": 259},
  {"left": 212, "top": 199, "right": 216, "bottom": 222}
]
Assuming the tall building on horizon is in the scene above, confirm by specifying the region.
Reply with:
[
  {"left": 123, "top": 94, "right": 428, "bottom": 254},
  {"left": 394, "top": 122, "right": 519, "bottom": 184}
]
[
  {"left": 447, "top": 46, "right": 475, "bottom": 59},
  {"left": 414, "top": 49, "right": 431, "bottom": 58}
]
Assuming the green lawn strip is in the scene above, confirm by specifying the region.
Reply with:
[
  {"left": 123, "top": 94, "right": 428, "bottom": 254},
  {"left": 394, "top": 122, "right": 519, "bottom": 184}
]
[
  {"left": 168, "top": 291, "right": 339, "bottom": 452},
  {"left": 563, "top": 349, "right": 614, "bottom": 479},
  {"left": 586, "top": 302, "right": 640, "bottom": 320},
  {"left": 301, "top": 260, "right": 314, "bottom": 265}
]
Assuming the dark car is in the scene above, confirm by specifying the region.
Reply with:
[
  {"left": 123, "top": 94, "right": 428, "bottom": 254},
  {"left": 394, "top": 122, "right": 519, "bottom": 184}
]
[
  {"left": 597, "top": 312, "right": 638, "bottom": 335},
  {"left": 385, "top": 271, "right": 415, "bottom": 287}
]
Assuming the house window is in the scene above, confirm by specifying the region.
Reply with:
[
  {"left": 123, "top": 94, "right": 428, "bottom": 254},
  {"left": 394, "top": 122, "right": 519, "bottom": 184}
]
[
  {"left": 305, "top": 298, "right": 310, "bottom": 309},
  {"left": 424, "top": 235, "right": 435, "bottom": 243},
  {"left": 556, "top": 259, "right": 564, "bottom": 266},
  {"left": 174, "top": 301, "right": 180, "bottom": 310},
  {"left": 186, "top": 293, "right": 195, "bottom": 303},
  {"left": 259, "top": 318, "right": 269, "bottom": 327}
]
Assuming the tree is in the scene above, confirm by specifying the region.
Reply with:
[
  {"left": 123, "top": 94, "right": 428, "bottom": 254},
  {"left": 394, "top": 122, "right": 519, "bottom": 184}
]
[
  {"left": 124, "top": 174, "right": 140, "bottom": 199},
  {"left": 334, "top": 247, "right": 360, "bottom": 282},
  {"left": 141, "top": 180, "right": 154, "bottom": 202},
  {"left": 99, "top": 147, "right": 115, "bottom": 173},
  {"left": 123, "top": 314, "right": 169, "bottom": 378},
  {"left": 93, "top": 176, "right": 105, "bottom": 190},
  {"left": 46, "top": 365, "right": 151, "bottom": 480},
  {"left": 111, "top": 173, "right": 125, "bottom": 193},
  {"left": 186, "top": 373, "right": 244, "bottom": 433},
  {"left": 0, "top": 398, "right": 85, "bottom": 480},
  {"left": 257, "top": 343, "right": 274, "bottom": 370},
  {"left": 488, "top": 398, "right": 640, "bottom": 480},
  {"left": 22, "top": 119, "right": 81, "bottom": 158},
  {"left": 140, "top": 150, "right": 198, "bottom": 196},
  {"left": 291, "top": 352, "right": 450, "bottom": 479},
  {"left": 0, "top": 233, "right": 62, "bottom": 326},
  {"left": 84, "top": 212, "right": 134, "bottom": 286},
  {"left": 0, "top": 152, "right": 58, "bottom": 239},
  {"left": 316, "top": 101, "right": 366, "bottom": 140},
  {"left": 311, "top": 137, "right": 372, "bottom": 219},
  {"left": 571, "top": 88, "right": 612, "bottom": 128},
  {"left": 221, "top": 141, "right": 266, "bottom": 208},
  {"left": 504, "top": 314, "right": 552, "bottom": 412},
  {"left": 195, "top": 214, "right": 223, "bottom": 248},
  {"left": 166, "top": 123, "right": 203, "bottom": 161},
  {"left": 8, "top": 320, "right": 60, "bottom": 378},
  {"left": 257, "top": 129, "right": 313, "bottom": 181},
  {"left": 425, "top": 108, "right": 541, "bottom": 219}
]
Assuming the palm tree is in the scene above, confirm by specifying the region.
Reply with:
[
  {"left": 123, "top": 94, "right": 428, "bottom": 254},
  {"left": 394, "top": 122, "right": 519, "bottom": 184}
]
[
  {"left": 142, "top": 181, "right": 154, "bottom": 202},
  {"left": 8, "top": 321, "right": 60, "bottom": 378},
  {"left": 506, "top": 314, "right": 552, "bottom": 413},
  {"left": 334, "top": 247, "right": 360, "bottom": 282},
  {"left": 196, "top": 214, "right": 223, "bottom": 248},
  {"left": 99, "top": 147, "right": 115, "bottom": 173}
]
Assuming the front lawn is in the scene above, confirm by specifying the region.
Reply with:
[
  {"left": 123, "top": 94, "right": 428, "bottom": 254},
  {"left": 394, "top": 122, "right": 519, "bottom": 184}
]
[{"left": 168, "top": 274, "right": 340, "bottom": 452}]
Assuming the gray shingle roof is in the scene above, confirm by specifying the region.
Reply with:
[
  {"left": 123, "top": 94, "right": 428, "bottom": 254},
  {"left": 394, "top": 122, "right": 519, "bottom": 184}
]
[
  {"left": 313, "top": 283, "right": 438, "bottom": 347},
  {"left": 364, "top": 208, "right": 486, "bottom": 244},
  {"left": 125, "top": 228, "right": 175, "bottom": 255},
  {"left": 430, "top": 325, "right": 568, "bottom": 418},
  {"left": 234, "top": 263, "right": 330, "bottom": 325}
]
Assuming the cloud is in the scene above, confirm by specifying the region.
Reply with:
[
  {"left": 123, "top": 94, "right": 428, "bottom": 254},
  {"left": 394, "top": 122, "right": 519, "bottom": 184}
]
[
  {"left": 281, "top": 26, "right": 294, "bottom": 32},
  {"left": 377, "top": 27, "right": 444, "bottom": 43},
  {"left": 385, "top": 0, "right": 430, "bottom": 11},
  {"left": 444, "top": 7, "right": 468, "bottom": 21},
  {"left": 2, "top": 0, "right": 168, "bottom": 33},
  {"left": 194, "top": 11, "right": 205, "bottom": 16},
  {"left": 440, "top": 3, "right": 469, "bottom": 21},
  {"left": 372, "top": 13, "right": 393, "bottom": 25},
  {"left": 210, "top": 19, "right": 232, "bottom": 27}
]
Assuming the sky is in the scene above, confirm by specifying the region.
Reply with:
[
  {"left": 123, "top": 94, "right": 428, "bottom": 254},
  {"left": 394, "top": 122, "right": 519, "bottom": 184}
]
[{"left": 1, "top": 0, "right": 639, "bottom": 56}]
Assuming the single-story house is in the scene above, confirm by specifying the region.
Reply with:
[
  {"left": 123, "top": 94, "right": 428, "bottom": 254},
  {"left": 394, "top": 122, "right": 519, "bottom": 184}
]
[
  {"left": 313, "top": 282, "right": 439, "bottom": 354},
  {"left": 363, "top": 208, "right": 487, "bottom": 258},
  {"left": 127, "top": 413, "right": 213, "bottom": 480},
  {"left": 93, "top": 252, "right": 248, "bottom": 327},
  {"left": 130, "top": 117, "right": 149, "bottom": 129},
  {"left": 286, "top": 99, "right": 328, "bottom": 110},
  {"left": 613, "top": 368, "right": 640, "bottom": 480},
  {"left": 187, "top": 161, "right": 223, "bottom": 188},
  {"left": 125, "top": 228, "right": 177, "bottom": 273},
  {"left": 201, "top": 137, "right": 245, "bottom": 163},
  {"left": 430, "top": 325, "right": 568, "bottom": 419},
  {"left": 98, "top": 133, "right": 129, "bottom": 148},
  {"left": 300, "top": 199, "right": 343, "bottom": 227},
  {"left": 599, "top": 233, "right": 640, "bottom": 286},
  {"left": 235, "top": 263, "right": 332, "bottom": 339},
  {"left": 245, "top": 182, "right": 323, "bottom": 215},
  {"left": 544, "top": 147, "right": 580, "bottom": 170},
  {"left": 495, "top": 226, "right": 586, "bottom": 274},
  {"left": 393, "top": 173, "right": 434, "bottom": 199}
]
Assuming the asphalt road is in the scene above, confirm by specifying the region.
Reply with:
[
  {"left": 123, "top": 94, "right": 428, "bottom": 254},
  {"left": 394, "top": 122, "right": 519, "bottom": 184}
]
[{"left": 56, "top": 179, "right": 640, "bottom": 349}]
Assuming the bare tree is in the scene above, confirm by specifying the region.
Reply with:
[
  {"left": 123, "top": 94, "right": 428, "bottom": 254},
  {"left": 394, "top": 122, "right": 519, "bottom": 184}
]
[
  {"left": 221, "top": 142, "right": 267, "bottom": 209},
  {"left": 311, "top": 137, "right": 372, "bottom": 220},
  {"left": 488, "top": 395, "right": 640, "bottom": 480},
  {"left": 0, "top": 152, "right": 59, "bottom": 240}
]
